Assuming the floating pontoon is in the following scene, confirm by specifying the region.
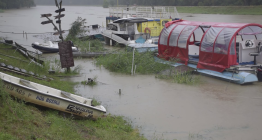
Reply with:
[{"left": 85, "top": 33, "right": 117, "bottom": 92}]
[{"left": 158, "top": 20, "right": 262, "bottom": 84}]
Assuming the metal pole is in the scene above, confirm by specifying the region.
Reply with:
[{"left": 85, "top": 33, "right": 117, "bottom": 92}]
[
  {"left": 131, "top": 47, "right": 135, "bottom": 75},
  {"left": 134, "top": 65, "right": 136, "bottom": 75}
]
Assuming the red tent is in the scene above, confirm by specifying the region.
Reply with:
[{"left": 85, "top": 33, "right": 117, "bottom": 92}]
[{"left": 158, "top": 20, "right": 262, "bottom": 72}]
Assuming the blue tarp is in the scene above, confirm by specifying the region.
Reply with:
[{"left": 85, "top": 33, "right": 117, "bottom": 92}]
[{"left": 135, "top": 36, "right": 146, "bottom": 43}]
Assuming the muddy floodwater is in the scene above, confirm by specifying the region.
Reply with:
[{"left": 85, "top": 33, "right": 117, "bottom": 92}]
[{"left": 1, "top": 6, "right": 262, "bottom": 140}]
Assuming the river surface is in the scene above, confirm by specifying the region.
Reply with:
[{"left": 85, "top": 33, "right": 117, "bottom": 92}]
[{"left": 1, "top": 6, "right": 262, "bottom": 140}]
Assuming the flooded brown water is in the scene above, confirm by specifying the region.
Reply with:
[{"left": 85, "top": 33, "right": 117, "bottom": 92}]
[{"left": 1, "top": 6, "right": 262, "bottom": 140}]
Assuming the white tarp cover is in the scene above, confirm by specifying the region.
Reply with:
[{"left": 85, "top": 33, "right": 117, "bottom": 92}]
[
  {"left": 169, "top": 25, "right": 186, "bottom": 47},
  {"left": 178, "top": 25, "right": 197, "bottom": 48},
  {"left": 159, "top": 24, "right": 176, "bottom": 45},
  {"left": 201, "top": 27, "right": 223, "bottom": 52},
  {"left": 214, "top": 28, "right": 239, "bottom": 54},
  {"left": 238, "top": 26, "right": 262, "bottom": 40}
]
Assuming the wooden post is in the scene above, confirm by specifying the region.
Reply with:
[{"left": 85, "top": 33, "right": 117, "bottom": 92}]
[
  {"left": 26, "top": 32, "right": 27, "bottom": 40},
  {"left": 58, "top": 41, "right": 74, "bottom": 72},
  {"left": 23, "top": 31, "right": 24, "bottom": 38}
]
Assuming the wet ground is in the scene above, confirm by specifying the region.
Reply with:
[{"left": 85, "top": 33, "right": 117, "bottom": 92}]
[{"left": 1, "top": 6, "right": 262, "bottom": 140}]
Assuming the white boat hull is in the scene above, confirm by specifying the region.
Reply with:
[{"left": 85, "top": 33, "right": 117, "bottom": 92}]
[
  {"left": 0, "top": 72, "right": 106, "bottom": 119},
  {"left": 32, "top": 41, "right": 78, "bottom": 53}
]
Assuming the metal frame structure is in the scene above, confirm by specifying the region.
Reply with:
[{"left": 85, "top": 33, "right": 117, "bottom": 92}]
[{"left": 109, "top": 6, "right": 180, "bottom": 19}]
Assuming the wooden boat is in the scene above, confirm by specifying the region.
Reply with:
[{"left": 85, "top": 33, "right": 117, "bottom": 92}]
[
  {"left": 158, "top": 20, "right": 262, "bottom": 84},
  {"left": 0, "top": 72, "right": 106, "bottom": 119},
  {"left": 32, "top": 41, "right": 78, "bottom": 53}
]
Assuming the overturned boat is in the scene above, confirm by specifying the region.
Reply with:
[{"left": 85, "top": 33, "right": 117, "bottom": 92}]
[
  {"left": 0, "top": 72, "right": 106, "bottom": 119},
  {"left": 158, "top": 20, "right": 262, "bottom": 84}
]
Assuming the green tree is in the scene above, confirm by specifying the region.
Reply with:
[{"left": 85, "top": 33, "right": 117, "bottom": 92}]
[
  {"left": 0, "top": 0, "right": 35, "bottom": 9},
  {"left": 109, "top": 0, "right": 115, "bottom": 6},
  {"left": 103, "top": 0, "right": 109, "bottom": 8}
]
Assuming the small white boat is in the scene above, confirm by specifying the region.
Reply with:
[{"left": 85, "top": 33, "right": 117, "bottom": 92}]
[
  {"left": 0, "top": 72, "right": 106, "bottom": 119},
  {"left": 32, "top": 41, "right": 78, "bottom": 53}
]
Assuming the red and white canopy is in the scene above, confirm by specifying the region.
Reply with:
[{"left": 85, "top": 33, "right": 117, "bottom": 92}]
[{"left": 158, "top": 20, "right": 262, "bottom": 72}]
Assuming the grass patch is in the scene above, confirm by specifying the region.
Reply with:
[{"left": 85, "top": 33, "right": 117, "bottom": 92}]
[
  {"left": 96, "top": 49, "right": 200, "bottom": 85},
  {"left": 177, "top": 6, "right": 262, "bottom": 15},
  {"left": 0, "top": 9, "right": 4, "bottom": 13},
  {"left": 96, "top": 50, "right": 170, "bottom": 74},
  {"left": 0, "top": 44, "right": 49, "bottom": 76},
  {"left": 77, "top": 114, "right": 144, "bottom": 140},
  {"left": 81, "top": 76, "right": 98, "bottom": 86},
  {"left": 156, "top": 67, "right": 200, "bottom": 85},
  {"left": 48, "top": 58, "right": 83, "bottom": 75},
  {"left": 73, "top": 38, "right": 106, "bottom": 52},
  {"left": 0, "top": 42, "right": 146, "bottom": 139},
  {"left": 0, "top": 43, "right": 82, "bottom": 77},
  {"left": 0, "top": 86, "right": 145, "bottom": 140},
  {"left": 0, "top": 43, "right": 78, "bottom": 93},
  {"left": 0, "top": 132, "right": 17, "bottom": 140},
  {"left": 91, "top": 98, "right": 101, "bottom": 106}
]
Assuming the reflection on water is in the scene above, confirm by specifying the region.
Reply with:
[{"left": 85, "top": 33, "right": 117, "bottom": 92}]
[{"left": 1, "top": 6, "right": 262, "bottom": 140}]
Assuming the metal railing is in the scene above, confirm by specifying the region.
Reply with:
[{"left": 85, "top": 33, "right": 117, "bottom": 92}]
[{"left": 109, "top": 6, "right": 180, "bottom": 19}]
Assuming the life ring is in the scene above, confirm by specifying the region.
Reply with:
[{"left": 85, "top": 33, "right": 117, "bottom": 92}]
[{"left": 144, "top": 27, "right": 151, "bottom": 34}]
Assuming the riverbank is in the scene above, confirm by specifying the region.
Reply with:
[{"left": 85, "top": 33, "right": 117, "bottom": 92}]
[
  {"left": 0, "top": 42, "right": 146, "bottom": 140},
  {"left": 177, "top": 6, "right": 262, "bottom": 15}
]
